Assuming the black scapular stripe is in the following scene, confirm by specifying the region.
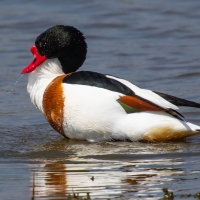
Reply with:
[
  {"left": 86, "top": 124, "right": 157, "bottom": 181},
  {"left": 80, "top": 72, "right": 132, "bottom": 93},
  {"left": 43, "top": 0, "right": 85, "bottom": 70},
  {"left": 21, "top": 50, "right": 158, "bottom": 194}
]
[
  {"left": 154, "top": 91, "right": 200, "bottom": 108},
  {"left": 63, "top": 71, "right": 135, "bottom": 96}
]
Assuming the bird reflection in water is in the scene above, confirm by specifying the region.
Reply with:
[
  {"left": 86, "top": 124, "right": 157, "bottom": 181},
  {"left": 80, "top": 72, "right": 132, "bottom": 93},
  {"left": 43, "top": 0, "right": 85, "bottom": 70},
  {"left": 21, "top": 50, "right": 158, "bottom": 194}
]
[{"left": 30, "top": 159, "right": 184, "bottom": 199}]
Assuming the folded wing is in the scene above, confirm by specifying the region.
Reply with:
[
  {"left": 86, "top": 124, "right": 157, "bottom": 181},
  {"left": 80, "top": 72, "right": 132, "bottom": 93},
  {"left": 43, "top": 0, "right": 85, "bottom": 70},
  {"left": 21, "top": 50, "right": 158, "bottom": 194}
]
[{"left": 63, "top": 71, "right": 199, "bottom": 119}]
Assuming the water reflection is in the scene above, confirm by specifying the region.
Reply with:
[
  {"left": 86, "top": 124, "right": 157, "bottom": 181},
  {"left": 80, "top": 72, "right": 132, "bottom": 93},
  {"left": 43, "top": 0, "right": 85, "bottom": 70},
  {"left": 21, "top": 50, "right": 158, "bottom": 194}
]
[
  {"left": 44, "top": 164, "right": 67, "bottom": 197},
  {"left": 31, "top": 157, "right": 187, "bottom": 199}
]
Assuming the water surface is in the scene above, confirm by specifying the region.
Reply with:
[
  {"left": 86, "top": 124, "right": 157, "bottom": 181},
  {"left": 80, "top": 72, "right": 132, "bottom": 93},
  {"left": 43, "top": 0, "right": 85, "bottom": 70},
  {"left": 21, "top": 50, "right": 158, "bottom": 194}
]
[{"left": 1, "top": 0, "right": 200, "bottom": 199}]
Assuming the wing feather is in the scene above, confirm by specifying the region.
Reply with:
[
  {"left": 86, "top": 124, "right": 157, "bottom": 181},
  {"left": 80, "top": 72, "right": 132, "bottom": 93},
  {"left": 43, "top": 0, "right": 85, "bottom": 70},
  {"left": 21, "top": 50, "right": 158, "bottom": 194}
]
[
  {"left": 63, "top": 71, "right": 195, "bottom": 113},
  {"left": 118, "top": 95, "right": 164, "bottom": 112},
  {"left": 154, "top": 91, "right": 200, "bottom": 108},
  {"left": 106, "top": 75, "right": 178, "bottom": 110}
]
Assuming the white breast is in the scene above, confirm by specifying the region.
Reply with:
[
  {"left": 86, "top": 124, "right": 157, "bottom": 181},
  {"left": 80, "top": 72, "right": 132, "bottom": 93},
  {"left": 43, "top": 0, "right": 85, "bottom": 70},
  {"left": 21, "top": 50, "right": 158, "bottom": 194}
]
[{"left": 27, "top": 58, "right": 64, "bottom": 113}]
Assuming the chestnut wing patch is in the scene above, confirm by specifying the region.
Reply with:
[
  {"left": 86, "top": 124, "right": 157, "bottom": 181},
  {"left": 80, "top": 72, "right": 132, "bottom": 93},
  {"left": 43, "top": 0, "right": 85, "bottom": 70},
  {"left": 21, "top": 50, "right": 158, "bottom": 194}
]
[{"left": 117, "top": 95, "right": 164, "bottom": 113}]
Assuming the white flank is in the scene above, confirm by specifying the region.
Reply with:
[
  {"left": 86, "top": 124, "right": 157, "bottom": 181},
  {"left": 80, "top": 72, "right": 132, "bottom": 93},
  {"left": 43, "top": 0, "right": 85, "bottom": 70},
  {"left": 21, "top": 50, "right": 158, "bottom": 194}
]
[{"left": 62, "top": 83, "right": 200, "bottom": 142}]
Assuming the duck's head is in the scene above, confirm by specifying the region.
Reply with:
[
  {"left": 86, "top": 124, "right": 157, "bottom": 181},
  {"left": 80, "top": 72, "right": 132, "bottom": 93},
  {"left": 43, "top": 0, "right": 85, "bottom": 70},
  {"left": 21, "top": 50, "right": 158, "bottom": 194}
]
[{"left": 21, "top": 25, "right": 87, "bottom": 74}]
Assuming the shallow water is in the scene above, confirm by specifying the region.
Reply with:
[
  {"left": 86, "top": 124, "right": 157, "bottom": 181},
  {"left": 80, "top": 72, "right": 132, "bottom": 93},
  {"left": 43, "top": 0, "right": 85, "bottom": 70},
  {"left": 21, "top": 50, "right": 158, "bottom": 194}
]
[{"left": 1, "top": 0, "right": 200, "bottom": 199}]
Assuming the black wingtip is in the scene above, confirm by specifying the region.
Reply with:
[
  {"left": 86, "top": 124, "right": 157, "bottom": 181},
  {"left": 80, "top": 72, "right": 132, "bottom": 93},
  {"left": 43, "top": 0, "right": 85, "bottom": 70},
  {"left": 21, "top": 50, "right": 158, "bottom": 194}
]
[{"left": 154, "top": 91, "right": 200, "bottom": 108}]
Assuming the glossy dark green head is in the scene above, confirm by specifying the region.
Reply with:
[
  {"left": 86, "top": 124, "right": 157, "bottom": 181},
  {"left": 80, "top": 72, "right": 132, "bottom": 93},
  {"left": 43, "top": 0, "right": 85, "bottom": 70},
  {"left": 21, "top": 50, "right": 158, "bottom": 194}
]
[{"left": 35, "top": 25, "right": 87, "bottom": 73}]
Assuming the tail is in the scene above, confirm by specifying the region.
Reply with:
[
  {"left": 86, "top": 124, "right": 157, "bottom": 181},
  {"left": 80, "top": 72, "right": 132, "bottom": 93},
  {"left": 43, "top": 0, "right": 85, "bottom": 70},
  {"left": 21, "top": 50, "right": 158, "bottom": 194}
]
[{"left": 187, "top": 122, "right": 200, "bottom": 134}]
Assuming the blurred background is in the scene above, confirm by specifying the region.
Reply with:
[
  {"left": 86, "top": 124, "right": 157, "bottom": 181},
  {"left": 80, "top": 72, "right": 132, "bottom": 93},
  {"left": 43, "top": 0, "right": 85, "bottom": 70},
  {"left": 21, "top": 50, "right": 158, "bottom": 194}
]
[{"left": 1, "top": 0, "right": 200, "bottom": 199}]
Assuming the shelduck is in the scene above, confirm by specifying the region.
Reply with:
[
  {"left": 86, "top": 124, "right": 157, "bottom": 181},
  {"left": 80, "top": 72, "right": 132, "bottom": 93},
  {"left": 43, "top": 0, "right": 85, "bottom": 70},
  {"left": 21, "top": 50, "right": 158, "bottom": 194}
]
[{"left": 22, "top": 25, "right": 200, "bottom": 142}]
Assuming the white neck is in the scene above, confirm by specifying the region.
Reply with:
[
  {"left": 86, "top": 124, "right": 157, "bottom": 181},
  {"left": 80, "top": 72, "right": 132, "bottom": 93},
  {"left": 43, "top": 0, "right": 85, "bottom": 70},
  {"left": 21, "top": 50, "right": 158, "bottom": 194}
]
[{"left": 27, "top": 58, "right": 64, "bottom": 113}]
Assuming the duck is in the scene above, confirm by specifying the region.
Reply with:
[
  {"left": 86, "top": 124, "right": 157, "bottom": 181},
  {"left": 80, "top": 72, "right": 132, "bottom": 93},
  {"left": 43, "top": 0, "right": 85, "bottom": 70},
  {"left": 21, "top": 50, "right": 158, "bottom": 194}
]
[{"left": 21, "top": 25, "right": 200, "bottom": 142}]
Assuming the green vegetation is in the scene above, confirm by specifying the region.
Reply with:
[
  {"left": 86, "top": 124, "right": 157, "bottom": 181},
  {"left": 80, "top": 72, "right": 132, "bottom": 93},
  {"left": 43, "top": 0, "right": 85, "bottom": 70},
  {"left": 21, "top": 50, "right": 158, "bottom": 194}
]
[{"left": 66, "top": 192, "right": 91, "bottom": 200}]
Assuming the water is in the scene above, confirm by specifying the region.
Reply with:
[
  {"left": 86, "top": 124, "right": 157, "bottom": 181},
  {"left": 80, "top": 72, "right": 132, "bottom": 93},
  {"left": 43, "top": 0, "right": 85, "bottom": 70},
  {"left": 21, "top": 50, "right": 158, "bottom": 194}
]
[
  {"left": 1, "top": 0, "right": 200, "bottom": 199},
  {"left": 10, "top": 74, "right": 24, "bottom": 92}
]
